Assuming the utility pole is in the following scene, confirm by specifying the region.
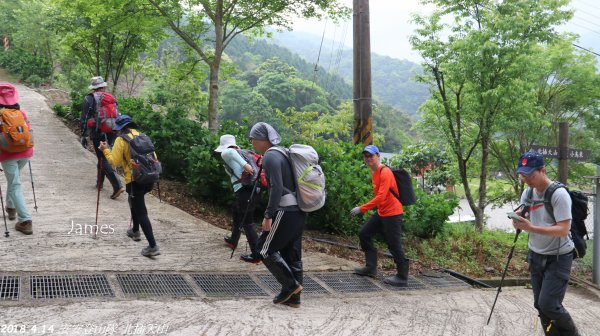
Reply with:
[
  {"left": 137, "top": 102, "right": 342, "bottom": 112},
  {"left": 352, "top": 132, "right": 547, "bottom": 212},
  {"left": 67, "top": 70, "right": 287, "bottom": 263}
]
[{"left": 352, "top": 0, "right": 372, "bottom": 145}]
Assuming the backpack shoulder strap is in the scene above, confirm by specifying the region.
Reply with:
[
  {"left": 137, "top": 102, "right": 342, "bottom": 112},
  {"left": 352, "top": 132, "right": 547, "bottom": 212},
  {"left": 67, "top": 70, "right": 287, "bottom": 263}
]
[
  {"left": 543, "top": 182, "right": 564, "bottom": 223},
  {"left": 379, "top": 165, "right": 400, "bottom": 200}
]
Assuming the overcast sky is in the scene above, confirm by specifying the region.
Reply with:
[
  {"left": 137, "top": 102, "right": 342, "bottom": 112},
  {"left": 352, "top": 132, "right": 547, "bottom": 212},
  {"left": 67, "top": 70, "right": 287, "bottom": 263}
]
[{"left": 292, "top": 0, "right": 600, "bottom": 63}]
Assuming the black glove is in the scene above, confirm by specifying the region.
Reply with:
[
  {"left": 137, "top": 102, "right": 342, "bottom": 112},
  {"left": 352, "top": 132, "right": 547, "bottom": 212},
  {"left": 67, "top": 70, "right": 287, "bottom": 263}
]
[{"left": 80, "top": 136, "right": 88, "bottom": 149}]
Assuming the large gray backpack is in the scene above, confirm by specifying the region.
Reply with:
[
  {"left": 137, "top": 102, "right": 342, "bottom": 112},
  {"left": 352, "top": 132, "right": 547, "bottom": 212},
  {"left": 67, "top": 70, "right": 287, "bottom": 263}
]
[{"left": 270, "top": 144, "right": 326, "bottom": 212}]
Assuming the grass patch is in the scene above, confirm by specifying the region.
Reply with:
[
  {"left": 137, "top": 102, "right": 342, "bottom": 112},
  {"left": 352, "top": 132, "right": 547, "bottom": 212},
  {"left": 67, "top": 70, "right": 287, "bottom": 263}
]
[{"left": 405, "top": 223, "right": 529, "bottom": 278}]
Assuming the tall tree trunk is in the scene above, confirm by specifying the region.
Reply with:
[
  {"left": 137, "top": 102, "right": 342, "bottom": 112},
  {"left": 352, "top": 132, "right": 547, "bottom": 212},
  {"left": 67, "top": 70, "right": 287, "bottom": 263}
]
[{"left": 207, "top": 61, "right": 220, "bottom": 132}]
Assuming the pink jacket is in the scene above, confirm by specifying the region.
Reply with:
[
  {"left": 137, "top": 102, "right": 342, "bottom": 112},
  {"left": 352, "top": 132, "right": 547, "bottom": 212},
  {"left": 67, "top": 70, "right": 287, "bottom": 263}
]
[{"left": 0, "top": 109, "right": 34, "bottom": 162}]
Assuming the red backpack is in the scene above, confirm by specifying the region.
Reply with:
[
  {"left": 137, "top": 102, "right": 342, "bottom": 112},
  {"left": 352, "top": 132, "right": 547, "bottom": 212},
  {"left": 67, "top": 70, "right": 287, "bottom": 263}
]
[{"left": 86, "top": 92, "right": 118, "bottom": 133}]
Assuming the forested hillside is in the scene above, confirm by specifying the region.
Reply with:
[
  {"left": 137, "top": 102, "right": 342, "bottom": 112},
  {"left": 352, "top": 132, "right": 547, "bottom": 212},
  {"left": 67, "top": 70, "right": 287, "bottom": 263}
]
[
  {"left": 222, "top": 35, "right": 418, "bottom": 151},
  {"left": 271, "top": 31, "right": 430, "bottom": 117}
]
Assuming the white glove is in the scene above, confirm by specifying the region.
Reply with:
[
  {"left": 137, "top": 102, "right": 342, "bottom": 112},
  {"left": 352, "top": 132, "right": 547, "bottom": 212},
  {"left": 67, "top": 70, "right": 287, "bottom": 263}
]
[{"left": 350, "top": 207, "right": 361, "bottom": 216}]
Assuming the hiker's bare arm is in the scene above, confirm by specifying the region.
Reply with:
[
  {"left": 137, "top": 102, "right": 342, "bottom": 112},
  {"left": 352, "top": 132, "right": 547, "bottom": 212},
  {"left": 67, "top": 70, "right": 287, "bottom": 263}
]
[{"left": 512, "top": 218, "right": 570, "bottom": 237}]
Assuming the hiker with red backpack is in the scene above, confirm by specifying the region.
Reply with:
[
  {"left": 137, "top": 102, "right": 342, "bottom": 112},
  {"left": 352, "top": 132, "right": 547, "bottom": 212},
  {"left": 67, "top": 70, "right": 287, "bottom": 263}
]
[
  {"left": 80, "top": 76, "right": 124, "bottom": 200},
  {"left": 351, "top": 145, "right": 410, "bottom": 287},
  {"left": 99, "top": 115, "right": 161, "bottom": 257},
  {"left": 249, "top": 122, "right": 305, "bottom": 308},
  {"left": 0, "top": 83, "right": 34, "bottom": 235},
  {"left": 216, "top": 134, "right": 263, "bottom": 264}
]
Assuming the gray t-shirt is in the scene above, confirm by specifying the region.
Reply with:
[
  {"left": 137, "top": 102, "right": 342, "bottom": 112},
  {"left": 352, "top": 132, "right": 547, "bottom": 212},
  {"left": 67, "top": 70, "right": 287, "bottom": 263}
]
[{"left": 520, "top": 184, "right": 574, "bottom": 255}]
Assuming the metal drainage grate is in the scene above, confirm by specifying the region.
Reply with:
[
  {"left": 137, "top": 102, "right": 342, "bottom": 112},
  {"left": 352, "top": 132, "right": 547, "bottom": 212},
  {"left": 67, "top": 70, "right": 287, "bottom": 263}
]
[
  {"left": 193, "top": 274, "right": 268, "bottom": 297},
  {"left": 257, "top": 273, "right": 330, "bottom": 296},
  {"left": 117, "top": 274, "right": 195, "bottom": 297},
  {"left": 0, "top": 276, "right": 20, "bottom": 301},
  {"left": 418, "top": 272, "right": 471, "bottom": 289},
  {"left": 30, "top": 274, "right": 113, "bottom": 299},
  {"left": 314, "top": 272, "right": 383, "bottom": 293},
  {"left": 379, "top": 276, "right": 427, "bottom": 291}
]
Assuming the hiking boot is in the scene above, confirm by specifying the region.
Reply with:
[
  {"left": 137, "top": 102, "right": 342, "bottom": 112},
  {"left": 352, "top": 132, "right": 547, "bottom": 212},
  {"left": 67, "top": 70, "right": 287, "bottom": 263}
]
[
  {"left": 126, "top": 229, "right": 141, "bottom": 241},
  {"left": 110, "top": 187, "right": 125, "bottom": 199},
  {"left": 383, "top": 260, "right": 409, "bottom": 287},
  {"left": 141, "top": 245, "right": 160, "bottom": 257},
  {"left": 224, "top": 235, "right": 237, "bottom": 250},
  {"left": 273, "top": 284, "right": 303, "bottom": 304},
  {"left": 5, "top": 207, "right": 16, "bottom": 220},
  {"left": 15, "top": 220, "right": 32, "bottom": 235},
  {"left": 240, "top": 254, "right": 261, "bottom": 264}
]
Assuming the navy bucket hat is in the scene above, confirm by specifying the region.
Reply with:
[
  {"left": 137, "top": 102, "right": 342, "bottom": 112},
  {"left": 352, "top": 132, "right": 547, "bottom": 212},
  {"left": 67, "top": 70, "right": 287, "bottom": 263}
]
[{"left": 113, "top": 115, "right": 137, "bottom": 131}]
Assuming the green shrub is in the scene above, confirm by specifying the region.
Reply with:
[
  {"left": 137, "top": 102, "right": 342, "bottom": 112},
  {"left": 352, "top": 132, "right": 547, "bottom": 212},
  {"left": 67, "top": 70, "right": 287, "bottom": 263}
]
[
  {"left": 0, "top": 48, "right": 51, "bottom": 84},
  {"left": 404, "top": 188, "right": 458, "bottom": 239}
]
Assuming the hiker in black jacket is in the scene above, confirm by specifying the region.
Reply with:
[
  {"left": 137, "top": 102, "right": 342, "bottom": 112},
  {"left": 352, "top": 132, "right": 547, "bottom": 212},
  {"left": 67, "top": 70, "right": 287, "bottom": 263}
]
[
  {"left": 80, "top": 76, "right": 124, "bottom": 199},
  {"left": 250, "top": 122, "right": 305, "bottom": 308}
]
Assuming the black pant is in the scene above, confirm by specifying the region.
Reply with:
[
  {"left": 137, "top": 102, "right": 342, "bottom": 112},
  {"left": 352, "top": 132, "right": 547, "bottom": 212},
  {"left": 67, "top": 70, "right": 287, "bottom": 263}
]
[
  {"left": 528, "top": 250, "right": 573, "bottom": 320},
  {"left": 92, "top": 131, "right": 121, "bottom": 192},
  {"left": 231, "top": 186, "right": 259, "bottom": 253},
  {"left": 359, "top": 213, "right": 406, "bottom": 268},
  {"left": 257, "top": 211, "right": 306, "bottom": 262},
  {"left": 127, "top": 181, "right": 156, "bottom": 247}
]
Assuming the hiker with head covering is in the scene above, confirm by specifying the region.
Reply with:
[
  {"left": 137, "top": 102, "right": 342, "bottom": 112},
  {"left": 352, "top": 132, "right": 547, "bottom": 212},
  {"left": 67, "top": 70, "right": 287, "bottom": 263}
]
[
  {"left": 249, "top": 122, "right": 305, "bottom": 308},
  {"left": 351, "top": 145, "right": 410, "bottom": 287},
  {"left": 216, "top": 134, "right": 261, "bottom": 263},
  {"left": 98, "top": 115, "right": 161, "bottom": 257},
  {"left": 512, "top": 151, "right": 580, "bottom": 335},
  {"left": 0, "top": 83, "right": 34, "bottom": 235},
  {"left": 80, "top": 76, "right": 124, "bottom": 200}
]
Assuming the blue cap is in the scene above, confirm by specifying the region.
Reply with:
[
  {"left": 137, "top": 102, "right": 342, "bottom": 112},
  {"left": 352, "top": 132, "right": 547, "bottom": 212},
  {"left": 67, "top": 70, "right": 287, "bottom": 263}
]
[
  {"left": 363, "top": 145, "right": 380, "bottom": 155},
  {"left": 517, "top": 151, "right": 544, "bottom": 175},
  {"left": 113, "top": 115, "right": 134, "bottom": 131}
]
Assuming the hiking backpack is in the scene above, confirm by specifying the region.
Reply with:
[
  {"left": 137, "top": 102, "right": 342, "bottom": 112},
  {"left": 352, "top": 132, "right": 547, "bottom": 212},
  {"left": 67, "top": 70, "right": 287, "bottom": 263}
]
[
  {"left": 120, "top": 132, "right": 162, "bottom": 184},
  {"left": 270, "top": 144, "right": 326, "bottom": 212},
  {"left": 224, "top": 149, "right": 268, "bottom": 188},
  {"left": 526, "top": 182, "right": 589, "bottom": 258},
  {"left": 0, "top": 108, "right": 33, "bottom": 153},
  {"left": 382, "top": 166, "right": 416, "bottom": 206},
  {"left": 86, "top": 92, "right": 119, "bottom": 133}
]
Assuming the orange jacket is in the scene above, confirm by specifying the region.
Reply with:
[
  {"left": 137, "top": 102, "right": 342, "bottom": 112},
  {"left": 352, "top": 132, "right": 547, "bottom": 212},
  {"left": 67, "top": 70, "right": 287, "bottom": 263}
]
[{"left": 359, "top": 165, "right": 404, "bottom": 217}]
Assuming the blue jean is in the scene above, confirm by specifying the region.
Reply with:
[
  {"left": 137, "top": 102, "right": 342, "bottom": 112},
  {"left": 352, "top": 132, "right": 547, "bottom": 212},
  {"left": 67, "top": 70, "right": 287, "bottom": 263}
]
[
  {"left": 527, "top": 250, "right": 573, "bottom": 320},
  {"left": 1, "top": 158, "right": 32, "bottom": 222}
]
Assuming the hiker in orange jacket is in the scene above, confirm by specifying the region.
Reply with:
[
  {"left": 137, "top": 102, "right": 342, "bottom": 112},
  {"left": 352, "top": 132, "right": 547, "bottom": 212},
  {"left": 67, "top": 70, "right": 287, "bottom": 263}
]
[{"left": 351, "top": 145, "right": 409, "bottom": 287}]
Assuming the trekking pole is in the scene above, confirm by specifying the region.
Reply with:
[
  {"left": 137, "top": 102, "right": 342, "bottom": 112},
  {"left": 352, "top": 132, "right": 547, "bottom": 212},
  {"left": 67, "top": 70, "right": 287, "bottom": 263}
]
[
  {"left": 27, "top": 161, "right": 38, "bottom": 212},
  {"left": 93, "top": 157, "right": 103, "bottom": 239},
  {"left": 230, "top": 166, "right": 262, "bottom": 259},
  {"left": 0, "top": 170, "right": 9, "bottom": 237},
  {"left": 486, "top": 228, "right": 521, "bottom": 325},
  {"left": 157, "top": 181, "right": 162, "bottom": 203}
]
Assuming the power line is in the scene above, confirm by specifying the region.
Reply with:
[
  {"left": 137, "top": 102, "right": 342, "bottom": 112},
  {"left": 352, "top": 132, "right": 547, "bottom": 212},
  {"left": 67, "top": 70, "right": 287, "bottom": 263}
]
[
  {"left": 568, "top": 21, "right": 600, "bottom": 38},
  {"left": 572, "top": 43, "right": 600, "bottom": 57},
  {"left": 572, "top": 14, "right": 600, "bottom": 30},
  {"left": 576, "top": 0, "right": 600, "bottom": 13}
]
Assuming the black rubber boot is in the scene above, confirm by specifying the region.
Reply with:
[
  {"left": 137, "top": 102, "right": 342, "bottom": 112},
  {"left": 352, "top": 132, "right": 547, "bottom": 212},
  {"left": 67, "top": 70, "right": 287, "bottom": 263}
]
[
  {"left": 383, "top": 259, "right": 409, "bottom": 287},
  {"left": 285, "top": 261, "right": 303, "bottom": 308},
  {"left": 354, "top": 251, "right": 377, "bottom": 277},
  {"left": 554, "top": 314, "right": 581, "bottom": 336},
  {"left": 263, "top": 253, "right": 302, "bottom": 304},
  {"left": 539, "top": 314, "right": 560, "bottom": 336}
]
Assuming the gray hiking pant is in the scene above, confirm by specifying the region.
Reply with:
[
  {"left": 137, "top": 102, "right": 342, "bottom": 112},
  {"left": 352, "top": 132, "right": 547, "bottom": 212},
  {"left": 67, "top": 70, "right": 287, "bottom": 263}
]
[{"left": 527, "top": 250, "right": 573, "bottom": 320}]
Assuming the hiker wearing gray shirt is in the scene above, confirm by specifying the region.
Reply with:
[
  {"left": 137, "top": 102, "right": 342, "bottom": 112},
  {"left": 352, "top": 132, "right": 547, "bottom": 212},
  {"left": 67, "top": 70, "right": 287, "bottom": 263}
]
[
  {"left": 512, "top": 151, "right": 580, "bottom": 336},
  {"left": 249, "top": 122, "right": 305, "bottom": 308}
]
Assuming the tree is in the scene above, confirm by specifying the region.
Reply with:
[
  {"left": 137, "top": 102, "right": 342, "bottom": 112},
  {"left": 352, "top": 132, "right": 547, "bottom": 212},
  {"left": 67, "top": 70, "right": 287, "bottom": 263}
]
[
  {"left": 411, "top": 0, "right": 571, "bottom": 230},
  {"left": 146, "top": 0, "right": 349, "bottom": 132},
  {"left": 220, "top": 80, "right": 272, "bottom": 124},
  {"left": 489, "top": 35, "right": 600, "bottom": 204},
  {"left": 53, "top": 0, "right": 166, "bottom": 91}
]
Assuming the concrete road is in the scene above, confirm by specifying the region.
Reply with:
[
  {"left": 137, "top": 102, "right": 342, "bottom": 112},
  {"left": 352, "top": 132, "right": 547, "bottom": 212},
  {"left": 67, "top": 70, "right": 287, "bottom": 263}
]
[{"left": 0, "top": 83, "right": 599, "bottom": 335}]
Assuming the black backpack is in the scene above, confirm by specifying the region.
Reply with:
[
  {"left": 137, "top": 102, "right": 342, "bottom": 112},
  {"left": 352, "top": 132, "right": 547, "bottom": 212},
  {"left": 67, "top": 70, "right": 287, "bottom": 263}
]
[
  {"left": 121, "top": 132, "right": 162, "bottom": 184},
  {"left": 526, "top": 182, "right": 589, "bottom": 258},
  {"left": 382, "top": 166, "right": 416, "bottom": 206}
]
